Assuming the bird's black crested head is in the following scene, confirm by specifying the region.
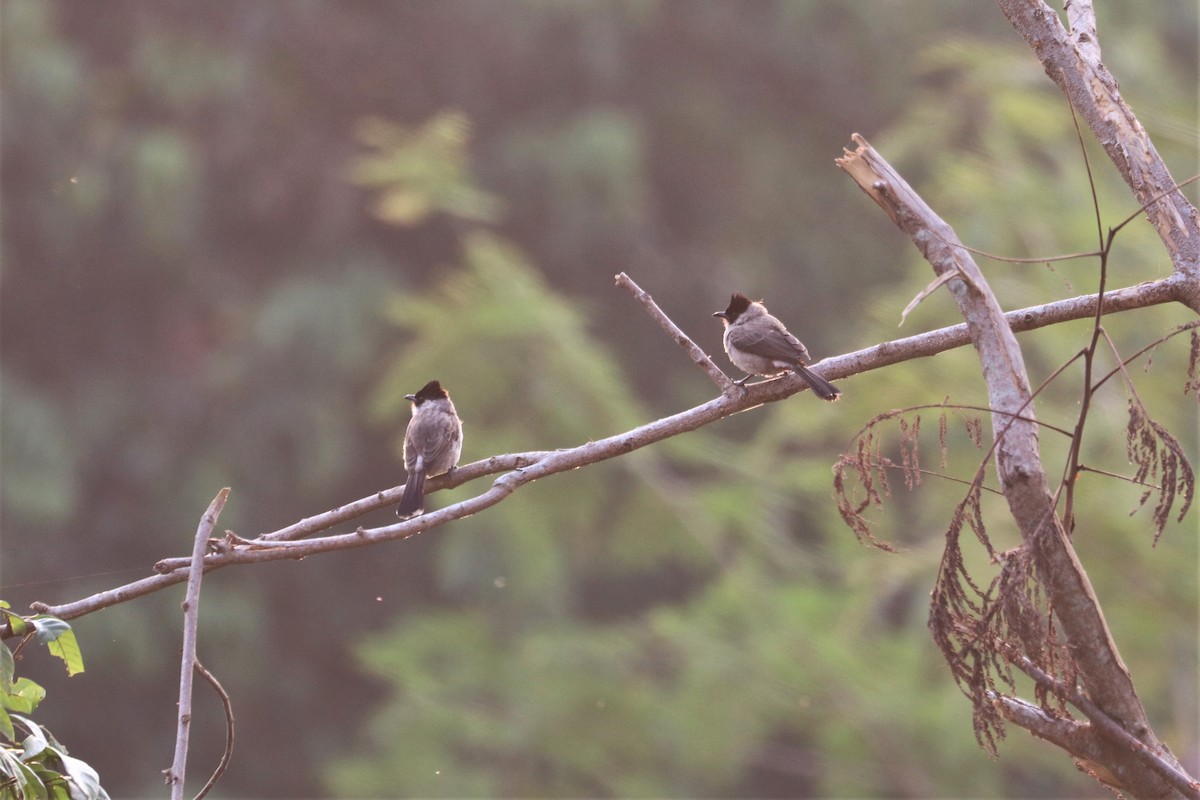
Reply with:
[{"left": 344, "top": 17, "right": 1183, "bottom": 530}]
[
  {"left": 714, "top": 292, "right": 754, "bottom": 321},
  {"left": 406, "top": 380, "right": 449, "bottom": 405}
]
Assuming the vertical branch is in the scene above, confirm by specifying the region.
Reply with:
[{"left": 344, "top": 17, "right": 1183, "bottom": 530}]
[
  {"left": 837, "top": 135, "right": 1192, "bottom": 798},
  {"left": 165, "top": 488, "right": 230, "bottom": 799},
  {"left": 994, "top": 0, "right": 1200, "bottom": 313}
]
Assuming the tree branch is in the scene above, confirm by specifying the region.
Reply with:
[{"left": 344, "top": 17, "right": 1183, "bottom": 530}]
[
  {"left": 26, "top": 268, "right": 1189, "bottom": 625},
  {"left": 615, "top": 272, "right": 733, "bottom": 390},
  {"left": 837, "top": 133, "right": 1191, "bottom": 799},
  {"left": 990, "top": 694, "right": 1113, "bottom": 776},
  {"left": 165, "top": 488, "right": 229, "bottom": 799},
  {"left": 993, "top": 0, "right": 1200, "bottom": 312},
  {"left": 1005, "top": 654, "right": 1200, "bottom": 799}
]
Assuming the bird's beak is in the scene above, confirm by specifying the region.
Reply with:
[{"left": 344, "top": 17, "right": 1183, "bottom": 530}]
[
  {"left": 712, "top": 311, "right": 726, "bottom": 318},
  {"left": 404, "top": 394, "right": 417, "bottom": 402}
]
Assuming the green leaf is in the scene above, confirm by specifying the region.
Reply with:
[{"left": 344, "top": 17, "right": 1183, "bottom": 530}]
[
  {"left": 0, "top": 704, "right": 13, "bottom": 742},
  {"left": 17, "top": 715, "right": 49, "bottom": 760},
  {"left": 2, "top": 679, "right": 46, "bottom": 715},
  {"left": 57, "top": 753, "right": 109, "bottom": 800},
  {"left": 0, "top": 691, "right": 34, "bottom": 715},
  {"left": 29, "top": 617, "right": 70, "bottom": 646},
  {"left": 27, "top": 757, "right": 67, "bottom": 800},
  {"left": 42, "top": 630, "right": 83, "bottom": 677},
  {"left": 25, "top": 617, "right": 84, "bottom": 676},
  {"left": 2, "top": 609, "right": 30, "bottom": 638},
  {"left": 0, "top": 746, "right": 46, "bottom": 800},
  {"left": 0, "top": 642, "right": 13, "bottom": 694}
]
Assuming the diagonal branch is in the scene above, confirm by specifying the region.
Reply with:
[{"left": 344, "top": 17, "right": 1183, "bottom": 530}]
[
  {"left": 990, "top": 694, "right": 1118, "bottom": 784},
  {"left": 29, "top": 382, "right": 814, "bottom": 623},
  {"left": 1005, "top": 653, "right": 1200, "bottom": 799},
  {"left": 615, "top": 272, "right": 732, "bottom": 390},
  {"left": 26, "top": 269, "right": 1191, "bottom": 625}
]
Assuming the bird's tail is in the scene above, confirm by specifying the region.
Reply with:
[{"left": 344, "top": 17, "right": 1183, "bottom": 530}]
[
  {"left": 397, "top": 467, "right": 426, "bottom": 518},
  {"left": 795, "top": 364, "right": 841, "bottom": 401}
]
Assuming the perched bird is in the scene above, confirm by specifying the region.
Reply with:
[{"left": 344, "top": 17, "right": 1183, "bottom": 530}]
[
  {"left": 397, "top": 380, "right": 463, "bottom": 518},
  {"left": 713, "top": 292, "right": 841, "bottom": 401}
]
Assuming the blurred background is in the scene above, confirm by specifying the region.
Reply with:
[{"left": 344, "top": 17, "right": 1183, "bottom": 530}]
[{"left": 2, "top": 1, "right": 1197, "bottom": 796}]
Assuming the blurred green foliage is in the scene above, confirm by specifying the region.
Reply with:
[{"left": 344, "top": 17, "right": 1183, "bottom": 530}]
[
  {"left": 353, "top": 113, "right": 503, "bottom": 226},
  {"left": 1, "top": 0, "right": 1195, "bottom": 797}
]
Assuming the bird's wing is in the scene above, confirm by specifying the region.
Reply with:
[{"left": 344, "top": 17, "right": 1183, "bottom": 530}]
[
  {"left": 406, "top": 415, "right": 461, "bottom": 474},
  {"left": 727, "top": 320, "right": 811, "bottom": 364}
]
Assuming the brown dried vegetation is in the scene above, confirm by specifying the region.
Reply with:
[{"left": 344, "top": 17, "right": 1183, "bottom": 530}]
[{"left": 833, "top": 336, "right": 1196, "bottom": 754}]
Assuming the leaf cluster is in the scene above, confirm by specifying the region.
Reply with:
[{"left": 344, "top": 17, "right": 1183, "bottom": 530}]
[{"left": 0, "top": 603, "right": 105, "bottom": 800}]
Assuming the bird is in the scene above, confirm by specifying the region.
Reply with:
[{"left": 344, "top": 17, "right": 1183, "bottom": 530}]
[
  {"left": 397, "top": 380, "right": 463, "bottom": 518},
  {"left": 713, "top": 292, "right": 841, "bottom": 401}
]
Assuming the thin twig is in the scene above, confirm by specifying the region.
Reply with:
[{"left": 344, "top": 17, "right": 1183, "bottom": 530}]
[
  {"left": 1091, "top": 320, "right": 1200, "bottom": 394},
  {"left": 1108, "top": 174, "right": 1200, "bottom": 239},
  {"left": 1059, "top": 214, "right": 1113, "bottom": 538},
  {"left": 869, "top": 460, "right": 1007, "bottom": 497},
  {"left": 191, "top": 659, "right": 234, "bottom": 800},
  {"left": 1075, "top": 464, "right": 1163, "bottom": 491},
  {"left": 1096, "top": 326, "right": 1148, "bottom": 402},
  {"left": 165, "top": 488, "right": 229, "bottom": 799},
  {"left": 614, "top": 272, "right": 732, "bottom": 390}
]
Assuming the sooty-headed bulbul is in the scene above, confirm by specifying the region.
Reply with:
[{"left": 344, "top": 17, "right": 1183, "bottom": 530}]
[
  {"left": 397, "top": 380, "right": 463, "bottom": 518},
  {"left": 713, "top": 292, "right": 841, "bottom": 401}
]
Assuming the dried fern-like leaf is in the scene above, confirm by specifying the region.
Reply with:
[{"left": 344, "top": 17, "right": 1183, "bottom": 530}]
[
  {"left": 965, "top": 415, "right": 983, "bottom": 449},
  {"left": 834, "top": 407, "right": 992, "bottom": 552},
  {"left": 928, "top": 479, "right": 1011, "bottom": 753},
  {"left": 833, "top": 449, "right": 897, "bottom": 552},
  {"left": 840, "top": 401, "right": 1086, "bottom": 755},
  {"left": 899, "top": 415, "right": 922, "bottom": 490},
  {"left": 1125, "top": 398, "right": 1195, "bottom": 544},
  {"left": 939, "top": 409, "right": 950, "bottom": 469},
  {"left": 1185, "top": 329, "right": 1200, "bottom": 400}
]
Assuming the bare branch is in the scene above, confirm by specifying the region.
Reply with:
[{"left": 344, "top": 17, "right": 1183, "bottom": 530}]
[
  {"left": 837, "top": 133, "right": 1192, "bottom": 798},
  {"left": 255, "top": 451, "right": 554, "bottom": 544},
  {"left": 166, "top": 488, "right": 229, "bottom": 799},
  {"left": 1063, "top": 0, "right": 1098, "bottom": 61},
  {"left": 991, "top": 693, "right": 1103, "bottom": 765},
  {"left": 994, "top": 0, "right": 1200, "bottom": 312},
  {"left": 1006, "top": 654, "right": 1200, "bottom": 799},
  {"left": 615, "top": 272, "right": 732, "bottom": 390},
  {"left": 26, "top": 271, "right": 1189, "bottom": 626},
  {"left": 29, "top": 374, "right": 822, "bottom": 622}
]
